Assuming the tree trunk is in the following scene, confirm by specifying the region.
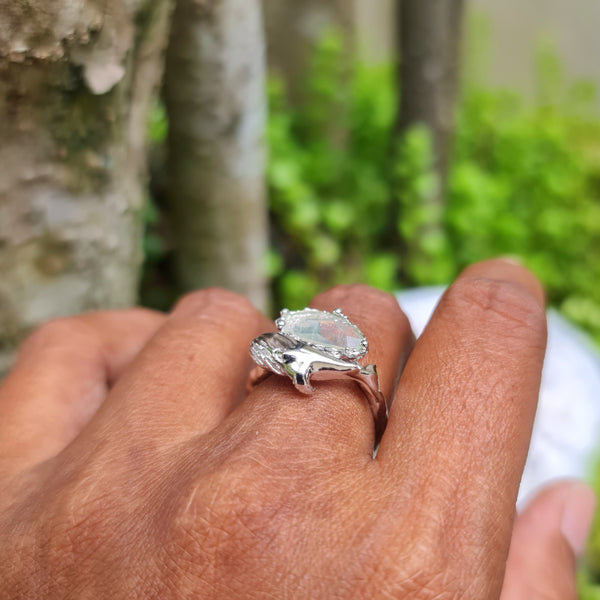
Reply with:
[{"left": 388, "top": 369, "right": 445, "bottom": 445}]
[
  {"left": 0, "top": 0, "right": 172, "bottom": 373},
  {"left": 397, "top": 0, "right": 464, "bottom": 193},
  {"left": 396, "top": 0, "right": 465, "bottom": 281},
  {"left": 164, "top": 0, "right": 269, "bottom": 310}
]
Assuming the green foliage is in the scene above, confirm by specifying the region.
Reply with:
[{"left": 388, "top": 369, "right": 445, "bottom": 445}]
[
  {"left": 580, "top": 570, "right": 600, "bottom": 600},
  {"left": 267, "top": 33, "right": 399, "bottom": 309},
  {"left": 147, "top": 101, "right": 168, "bottom": 144},
  {"left": 448, "top": 87, "right": 600, "bottom": 342},
  {"left": 267, "top": 33, "right": 600, "bottom": 346},
  {"left": 139, "top": 102, "right": 176, "bottom": 311},
  {"left": 581, "top": 454, "right": 600, "bottom": 596},
  {"left": 394, "top": 125, "right": 455, "bottom": 285}
]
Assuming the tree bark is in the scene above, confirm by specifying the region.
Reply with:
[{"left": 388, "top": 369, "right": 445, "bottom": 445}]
[
  {"left": 164, "top": 0, "right": 269, "bottom": 310},
  {"left": 397, "top": 0, "right": 465, "bottom": 190},
  {"left": 0, "top": 0, "right": 172, "bottom": 373},
  {"left": 396, "top": 0, "right": 465, "bottom": 282}
]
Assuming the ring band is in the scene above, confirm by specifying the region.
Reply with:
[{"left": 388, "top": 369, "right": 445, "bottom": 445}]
[{"left": 248, "top": 308, "right": 388, "bottom": 450}]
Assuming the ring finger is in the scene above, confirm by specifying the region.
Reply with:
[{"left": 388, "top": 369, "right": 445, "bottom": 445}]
[{"left": 238, "top": 284, "right": 415, "bottom": 460}]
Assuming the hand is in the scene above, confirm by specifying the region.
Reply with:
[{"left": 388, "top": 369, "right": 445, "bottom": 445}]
[{"left": 0, "top": 259, "right": 594, "bottom": 599}]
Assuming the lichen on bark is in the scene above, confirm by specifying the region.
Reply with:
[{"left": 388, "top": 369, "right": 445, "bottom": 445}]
[{"left": 0, "top": 0, "right": 173, "bottom": 375}]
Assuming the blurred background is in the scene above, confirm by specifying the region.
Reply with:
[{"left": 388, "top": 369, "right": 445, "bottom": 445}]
[{"left": 1, "top": 0, "right": 600, "bottom": 594}]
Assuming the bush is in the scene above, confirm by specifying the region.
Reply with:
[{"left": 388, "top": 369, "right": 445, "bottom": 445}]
[
  {"left": 449, "top": 87, "right": 600, "bottom": 342},
  {"left": 266, "top": 35, "right": 400, "bottom": 308},
  {"left": 267, "top": 33, "right": 600, "bottom": 346}
]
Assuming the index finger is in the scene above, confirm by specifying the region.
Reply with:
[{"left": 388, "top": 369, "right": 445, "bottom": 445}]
[{"left": 377, "top": 259, "right": 547, "bottom": 594}]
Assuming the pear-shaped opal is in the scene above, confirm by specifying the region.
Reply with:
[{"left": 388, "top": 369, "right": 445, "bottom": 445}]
[{"left": 280, "top": 309, "right": 365, "bottom": 355}]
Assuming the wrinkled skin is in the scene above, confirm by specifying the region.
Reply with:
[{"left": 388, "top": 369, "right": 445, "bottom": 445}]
[{"left": 0, "top": 259, "right": 594, "bottom": 599}]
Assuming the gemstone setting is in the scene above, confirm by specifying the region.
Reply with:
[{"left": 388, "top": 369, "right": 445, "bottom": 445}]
[{"left": 276, "top": 307, "right": 368, "bottom": 360}]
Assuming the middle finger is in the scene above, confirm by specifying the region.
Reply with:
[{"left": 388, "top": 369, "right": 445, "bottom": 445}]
[
  {"left": 77, "top": 288, "right": 273, "bottom": 450},
  {"left": 377, "top": 259, "right": 547, "bottom": 595}
]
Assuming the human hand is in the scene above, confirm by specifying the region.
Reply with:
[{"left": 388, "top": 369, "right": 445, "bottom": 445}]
[{"left": 0, "top": 259, "right": 595, "bottom": 599}]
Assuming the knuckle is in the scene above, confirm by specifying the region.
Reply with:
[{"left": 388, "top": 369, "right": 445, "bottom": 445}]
[
  {"left": 445, "top": 276, "right": 546, "bottom": 340},
  {"left": 322, "top": 283, "right": 398, "bottom": 308},
  {"left": 357, "top": 536, "right": 466, "bottom": 600},
  {"left": 50, "top": 480, "right": 113, "bottom": 552},
  {"left": 315, "top": 284, "right": 405, "bottom": 330},
  {"left": 20, "top": 490, "right": 112, "bottom": 593},
  {"left": 111, "top": 306, "right": 163, "bottom": 324},
  {"left": 394, "top": 539, "right": 480, "bottom": 599},
  {"left": 173, "top": 288, "right": 256, "bottom": 320},
  {"left": 164, "top": 466, "right": 283, "bottom": 590},
  {"left": 20, "top": 317, "right": 100, "bottom": 356},
  {"left": 25, "top": 318, "right": 79, "bottom": 344}
]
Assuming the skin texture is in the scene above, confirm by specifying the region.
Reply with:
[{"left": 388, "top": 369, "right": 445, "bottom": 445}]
[{"left": 0, "top": 258, "right": 595, "bottom": 599}]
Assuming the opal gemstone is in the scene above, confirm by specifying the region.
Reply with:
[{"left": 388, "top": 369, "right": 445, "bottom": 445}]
[{"left": 280, "top": 309, "right": 365, "bottom": 354}]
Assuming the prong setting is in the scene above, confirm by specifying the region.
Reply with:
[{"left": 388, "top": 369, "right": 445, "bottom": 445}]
[
  {"left": 249, "top": 310, "right": 386, "bottom": 453},
  {"left": 274, "top": 307, "right": 368, "bottom": 361}
]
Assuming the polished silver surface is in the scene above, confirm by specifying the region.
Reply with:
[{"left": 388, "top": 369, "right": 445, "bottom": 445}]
[{"left": 249, "top": 308, "right": 388, "bottom": 451}]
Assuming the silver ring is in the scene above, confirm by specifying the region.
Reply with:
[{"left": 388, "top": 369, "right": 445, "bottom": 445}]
[{"left": 248, "top": 308, "right": 388, "bottom": 450}]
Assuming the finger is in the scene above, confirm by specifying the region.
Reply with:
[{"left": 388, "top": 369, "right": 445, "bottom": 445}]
[
  {"left": 91, "top": 289, "right": 272, "bottom": 444},
  {"left": 501, "top": 480, "right": 595, "bottom": 600},
  {"left": 378, "top": 259, "right": 547, "bottom": 591},
  {"left": 0, "top": 309, "right": 165, "bottom": 474},
  {"left": 240, "top": 285, "right": 415, "bottom": 459}
]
